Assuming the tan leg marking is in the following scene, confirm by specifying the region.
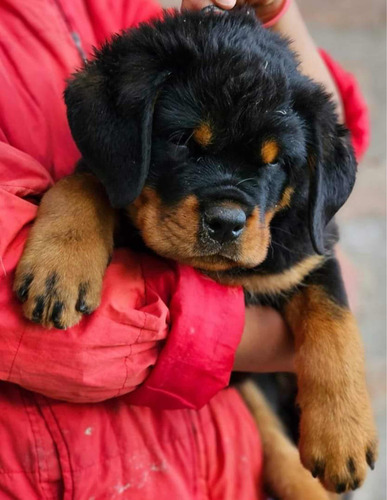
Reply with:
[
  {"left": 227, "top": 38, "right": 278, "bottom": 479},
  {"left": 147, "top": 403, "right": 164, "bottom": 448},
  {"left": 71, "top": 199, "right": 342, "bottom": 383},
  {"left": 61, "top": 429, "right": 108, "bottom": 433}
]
[
  {"left": 285, "top": 286, "right": 378, "bottom": 492},
  {"left": 14, "top": 173, "right": 115, "bottom": 329},
  {"left": 239, "top": 380, "right": 331, "bottom": 500}
]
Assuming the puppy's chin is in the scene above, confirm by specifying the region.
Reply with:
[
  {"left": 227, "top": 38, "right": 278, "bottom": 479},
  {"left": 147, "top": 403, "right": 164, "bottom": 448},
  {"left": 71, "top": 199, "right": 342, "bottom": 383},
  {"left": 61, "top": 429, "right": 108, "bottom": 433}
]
[
  {"left": 170, "top": 251, "right": 268, "bottom": 272},
  {"left": 176, "top": 255, "right": 240, "bottom": 272}
]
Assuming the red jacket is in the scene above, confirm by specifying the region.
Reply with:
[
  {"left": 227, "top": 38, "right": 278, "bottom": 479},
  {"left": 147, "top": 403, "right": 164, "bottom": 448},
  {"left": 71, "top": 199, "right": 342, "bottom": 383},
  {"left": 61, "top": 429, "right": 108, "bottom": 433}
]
[
  {"left": 0, "top": 0, "right": 246, "bottom": 408},
  {"left": 0, "top": 0, "right": 369, "bottom": 498}
]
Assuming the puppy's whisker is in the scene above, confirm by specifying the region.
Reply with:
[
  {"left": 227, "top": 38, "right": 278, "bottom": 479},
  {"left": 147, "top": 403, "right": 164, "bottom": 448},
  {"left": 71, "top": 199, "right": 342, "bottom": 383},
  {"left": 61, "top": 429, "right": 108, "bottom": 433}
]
[
  {"left": 236, "top": 177, "right": 256, "bottom": 187},
  {"left": 168, "top": 132, "right": 185, "bottom": 146},
  {"left": 269, "top": 242, "right": 275, "bottom": 259},
  {"left": 184, "top": 131, "right": 194, "bottom": 145},
  {"left": 271, "top": 240, "right": 299, "bottom": 255},
  {"left": 270, "top": 225, "right": 295, "bottom": 237}
]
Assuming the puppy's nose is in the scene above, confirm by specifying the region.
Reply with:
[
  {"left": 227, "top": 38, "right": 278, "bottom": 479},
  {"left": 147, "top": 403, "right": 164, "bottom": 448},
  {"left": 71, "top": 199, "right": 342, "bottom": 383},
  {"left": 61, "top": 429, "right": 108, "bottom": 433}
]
[{"left": 203, "top": 206, "right": 246, "bottom": 244}]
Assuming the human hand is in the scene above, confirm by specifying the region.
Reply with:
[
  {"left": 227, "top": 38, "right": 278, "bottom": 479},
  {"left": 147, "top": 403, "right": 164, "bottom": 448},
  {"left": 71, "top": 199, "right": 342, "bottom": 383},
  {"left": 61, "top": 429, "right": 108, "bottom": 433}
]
[
  {"left": 236, "top": 0, "right": 285, "bottom": 24},
  {"left": 180, "top": 0, "right": 236, "bottom": 11},
  {"left": 180, "top": 0, "right": 285, "bottom": 25},
  {"left": 234, "top": 305, "right": 295, "bottom": 373}
]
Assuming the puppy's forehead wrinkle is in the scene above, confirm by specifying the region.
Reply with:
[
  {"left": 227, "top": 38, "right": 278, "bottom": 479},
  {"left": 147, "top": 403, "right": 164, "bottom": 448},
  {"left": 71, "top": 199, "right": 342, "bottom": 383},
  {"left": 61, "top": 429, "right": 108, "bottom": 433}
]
[
  {"left": 198, "top": 64, "right": 287, "bottom": 110},
  {"left": 93, "top": 8, "right": 298, "bottom": 106}
]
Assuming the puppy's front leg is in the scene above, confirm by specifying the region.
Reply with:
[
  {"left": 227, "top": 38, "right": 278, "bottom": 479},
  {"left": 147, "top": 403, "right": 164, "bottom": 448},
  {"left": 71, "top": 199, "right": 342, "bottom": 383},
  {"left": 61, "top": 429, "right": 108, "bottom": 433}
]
[
  {"left": 14, "top": 172, "right": 115, "bottom": 329},
  {"left": 284, "top": 257, "right": 378, "bottom": 493},
  {"left": 239, "top": 379, "right": 331, "bottom": 500}
]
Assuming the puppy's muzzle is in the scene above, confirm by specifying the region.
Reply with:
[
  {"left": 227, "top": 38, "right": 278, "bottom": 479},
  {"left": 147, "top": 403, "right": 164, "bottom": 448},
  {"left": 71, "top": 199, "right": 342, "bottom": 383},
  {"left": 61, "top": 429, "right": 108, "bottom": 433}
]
[{"left": 203, "top": 205, "right": 246, "bottom": 244}]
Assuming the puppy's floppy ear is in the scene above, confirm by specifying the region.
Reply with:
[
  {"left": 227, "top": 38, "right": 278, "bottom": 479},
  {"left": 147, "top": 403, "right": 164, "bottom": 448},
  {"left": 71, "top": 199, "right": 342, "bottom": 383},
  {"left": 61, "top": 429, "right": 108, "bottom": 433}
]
[
  {"left": 64, "top": 35, "right": 170, "bottom": 208},
  {"left": 294, "top": 80, "right": 357, "bottom": 254}
]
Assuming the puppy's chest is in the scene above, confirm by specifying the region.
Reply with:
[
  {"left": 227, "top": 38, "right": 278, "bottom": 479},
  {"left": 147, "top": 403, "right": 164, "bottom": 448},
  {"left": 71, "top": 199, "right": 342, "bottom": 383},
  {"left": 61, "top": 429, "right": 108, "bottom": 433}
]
[{"left": 244, "top": 289, "right": 287, "bottom": 310}]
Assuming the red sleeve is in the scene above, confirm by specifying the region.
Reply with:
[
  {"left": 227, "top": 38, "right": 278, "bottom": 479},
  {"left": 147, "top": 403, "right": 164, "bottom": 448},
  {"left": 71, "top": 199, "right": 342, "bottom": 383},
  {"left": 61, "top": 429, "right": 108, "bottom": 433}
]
[
  {"left": 80, "top": 0, "right": 163, "bottom": 47},
  {"left": 128, "top": 258, "right": 245, "bottom": 409},
  {"left": 319, "top": 49, "right": 370, "bottom": 161},
  {"left": 0, "top": 140, "right": 244, "bottom": 407},
  {"left": 116, "top": 0, "right": 163, "bottom": 28}
]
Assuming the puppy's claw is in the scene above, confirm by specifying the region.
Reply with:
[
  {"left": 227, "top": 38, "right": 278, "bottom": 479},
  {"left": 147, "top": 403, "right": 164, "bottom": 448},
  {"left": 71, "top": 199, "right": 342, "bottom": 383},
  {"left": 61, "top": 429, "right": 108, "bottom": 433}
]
[
  {"left": 312, "top": 461, "right": 325, "bottom": 479},
  {"left": 75, "top": 283, "right": 91, "bottom": 314},
  {"left": 347, "top": 457, "right": 356, "bottom": 474},
  {"left": 32, "top": 296, "right": 45, "bottom": 323},
  {"left": 366, "top": 447, "right": 376, "bottom": 470},
  {"left": 17, "top": 274, "right": 34, "bottom": 302},
  {"left": 51, "top": 301, "right": 65, "bottom": 329},
  {"left": 335, "top": 483, "right": 347, "bottom": 494}
]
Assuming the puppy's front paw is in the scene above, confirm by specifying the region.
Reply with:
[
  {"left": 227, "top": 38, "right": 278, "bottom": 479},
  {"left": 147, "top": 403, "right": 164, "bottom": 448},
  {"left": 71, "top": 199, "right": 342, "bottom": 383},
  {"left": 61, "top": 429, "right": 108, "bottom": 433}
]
[
  {"left": 299, "top": 398, "right": 378, "bottom": 493},
  {"left": 14, "top": 230, "right": 111, "bottom": 329}
]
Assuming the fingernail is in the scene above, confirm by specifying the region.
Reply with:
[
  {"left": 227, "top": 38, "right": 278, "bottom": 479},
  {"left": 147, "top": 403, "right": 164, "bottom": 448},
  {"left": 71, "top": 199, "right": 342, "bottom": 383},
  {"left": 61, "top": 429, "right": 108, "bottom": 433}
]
[{"left": 216, "top": 0, "right": 236, "bottom": 8}]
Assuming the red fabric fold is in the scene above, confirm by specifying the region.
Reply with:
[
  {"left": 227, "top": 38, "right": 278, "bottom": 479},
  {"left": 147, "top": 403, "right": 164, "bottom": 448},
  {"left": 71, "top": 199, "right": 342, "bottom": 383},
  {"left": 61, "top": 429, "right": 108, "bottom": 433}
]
[
  {"left": 129, "top": 260, "right": 244, "bottom": 409},
  {"left": 319, "top": 49, "right": 370, "bottom": 161}
]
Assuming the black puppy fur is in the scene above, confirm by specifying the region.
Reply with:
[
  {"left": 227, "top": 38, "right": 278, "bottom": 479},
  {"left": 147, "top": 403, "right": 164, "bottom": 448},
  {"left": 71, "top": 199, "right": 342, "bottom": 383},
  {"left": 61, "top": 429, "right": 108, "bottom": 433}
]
[
  {"left": 62, "top": 9, "right": 376, "bottom": 492},
  {"left": 66, "top": 8, "right": 356, "bottom": 264}
]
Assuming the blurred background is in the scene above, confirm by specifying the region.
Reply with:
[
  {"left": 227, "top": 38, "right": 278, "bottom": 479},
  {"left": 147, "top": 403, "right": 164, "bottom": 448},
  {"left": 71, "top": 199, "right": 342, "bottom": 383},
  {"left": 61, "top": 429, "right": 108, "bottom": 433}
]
[
  {"left": 161, "top": 1, "right": 386, "bottom": 498},
  {"left": 301, "top": 2, "right": 386, "bottom": 499}
]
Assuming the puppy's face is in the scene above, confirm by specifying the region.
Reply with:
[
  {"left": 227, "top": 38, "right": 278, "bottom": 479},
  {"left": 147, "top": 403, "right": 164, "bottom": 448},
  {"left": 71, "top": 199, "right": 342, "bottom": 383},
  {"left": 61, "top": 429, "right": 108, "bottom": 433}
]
[
  {"left": 65, "top": 9, "right": 356, "bottom": 267},
  {"left": 127, "top": 76, "right": 306, "bottom": 271}
]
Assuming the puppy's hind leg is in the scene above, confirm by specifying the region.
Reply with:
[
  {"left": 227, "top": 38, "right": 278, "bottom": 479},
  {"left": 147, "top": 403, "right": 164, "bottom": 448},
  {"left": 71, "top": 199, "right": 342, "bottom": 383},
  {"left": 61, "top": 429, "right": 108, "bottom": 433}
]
[{"left": 238, "top": 379, "right": 331, "bottom": 500}]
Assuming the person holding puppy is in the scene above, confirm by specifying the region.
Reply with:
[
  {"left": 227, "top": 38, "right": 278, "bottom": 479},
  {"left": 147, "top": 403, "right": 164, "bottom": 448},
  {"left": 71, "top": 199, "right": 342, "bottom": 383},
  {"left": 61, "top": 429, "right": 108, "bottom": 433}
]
[{"left": 0, "top": 0, "right": 368, "bottom": 498}]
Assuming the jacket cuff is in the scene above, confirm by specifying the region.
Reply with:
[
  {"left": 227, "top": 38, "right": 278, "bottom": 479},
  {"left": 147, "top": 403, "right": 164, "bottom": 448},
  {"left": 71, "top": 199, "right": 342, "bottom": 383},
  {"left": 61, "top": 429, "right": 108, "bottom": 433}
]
[
  {"left": 127, "top": 262, "right": 245, "bottom": 409},
  {"left": 319, "top": 49, "right": 370, "bottom": 161}
]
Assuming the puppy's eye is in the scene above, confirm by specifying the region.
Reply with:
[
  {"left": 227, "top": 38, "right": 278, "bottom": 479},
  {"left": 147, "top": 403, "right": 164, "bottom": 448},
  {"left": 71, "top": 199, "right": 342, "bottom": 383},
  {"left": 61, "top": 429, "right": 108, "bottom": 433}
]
[
  {"left": 174, "top": 144, "right": 189, "bottom": 154},
  {"left": 266, "top": 160, "right": 281, "bottom": 167},
  {"left": 171, "top": 140, "right": 189, "bottom": 149},
  {"left": 168, "top": 141, "right": 190, "bottom": 158}
]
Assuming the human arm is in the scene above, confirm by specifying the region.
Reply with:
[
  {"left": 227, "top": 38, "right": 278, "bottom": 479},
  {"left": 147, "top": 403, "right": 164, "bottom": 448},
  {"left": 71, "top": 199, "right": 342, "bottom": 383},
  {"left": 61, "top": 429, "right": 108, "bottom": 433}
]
[
  {"left": 0, "top": 0, "right": 296, "bottom": 408},
  {"left": 2, "top": 0, "right": 368, "bottom": 407},
  {"left": 0, "top": 140, "right": 245, "bottom": 407},
  {"left": 235, "top": 306, "right": 295, "bottom": 373}
]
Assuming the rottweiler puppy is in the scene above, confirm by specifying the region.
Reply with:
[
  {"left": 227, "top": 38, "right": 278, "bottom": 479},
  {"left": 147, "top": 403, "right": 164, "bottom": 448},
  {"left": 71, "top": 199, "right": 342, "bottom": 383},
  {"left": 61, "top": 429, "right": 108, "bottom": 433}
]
[{"left": 14, "top": 8, "right": 377, "bottom": 497}]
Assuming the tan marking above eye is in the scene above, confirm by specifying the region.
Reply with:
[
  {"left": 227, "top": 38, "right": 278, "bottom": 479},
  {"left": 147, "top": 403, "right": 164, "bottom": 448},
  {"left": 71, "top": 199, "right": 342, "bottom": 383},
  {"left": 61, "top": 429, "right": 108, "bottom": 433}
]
[
  {"left": 193, "top": 122, "right": 213, "bottom": 147},
  {"left": 277, "top": 186, "right": 294, "bottom": 211},
  {"left": 261, "top": 140, "right": 279, "bottom": 164}
]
